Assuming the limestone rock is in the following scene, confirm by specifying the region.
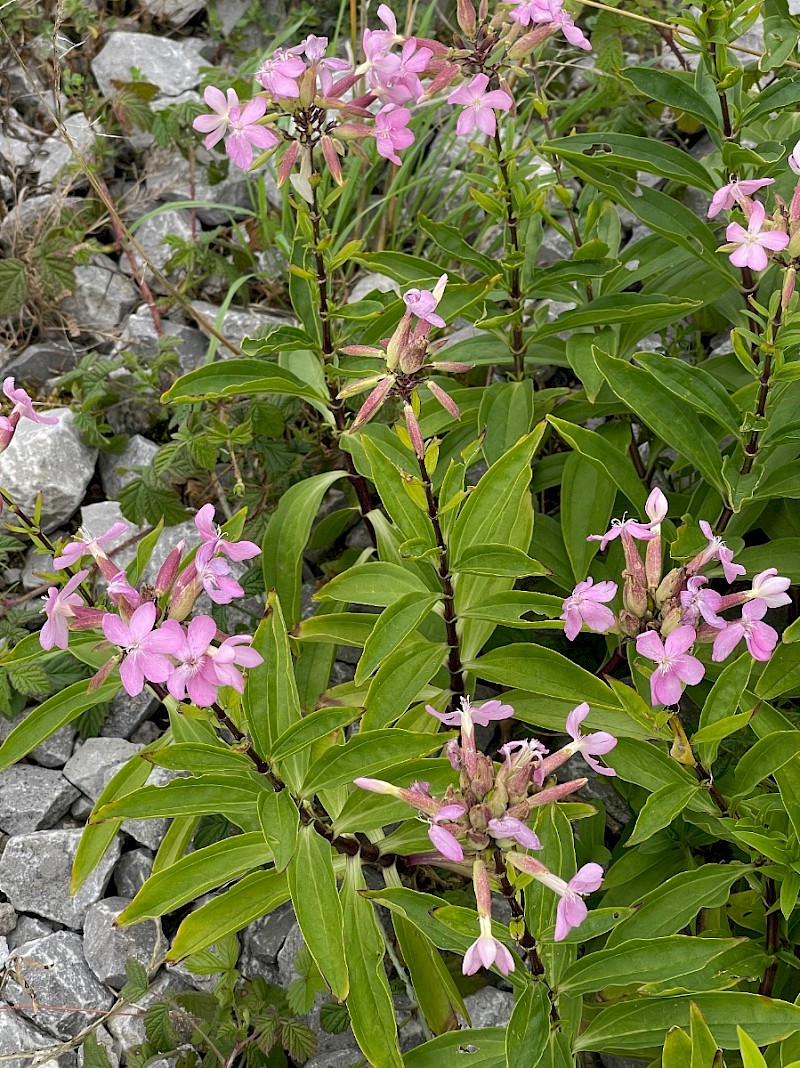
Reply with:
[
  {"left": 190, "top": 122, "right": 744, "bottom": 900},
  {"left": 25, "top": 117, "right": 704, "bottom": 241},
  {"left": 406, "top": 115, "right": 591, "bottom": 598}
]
[
  {"left": 106, "top": 967, "right": 193, "bottom": 1049},
  {"left": 240, "top": 902, "right": 295, "bottom": 979},
  {"left": 34, "top": 114, "right": 96, "bottom": 188},
  {"left": 0, "top": 766, "right": 79, "bottom": 835},
  {"left": 2, "top": 340, "right": 78, "bottom": 388},
  {"left": 463, "top": 986, "right": 514, "bottom": 1028},
  {"left": 140, "top": 0, "right": 206, "bottom": 25},
  {"left": 0, "top": 1009, "right": 66, "bottom": 1068},
  {"left": 7, "top": 915, "right": 52, "bottom": 951},
  {"left": 114, "top": 847, "right": 154, "bottom": 897},
  {"left": 0, "top": 829, "right": 120, "bottom": 928},
  {"left": 92, "top": 32, "right": 207, "bottom": 99},
  {"left": 60, "top": 255, "right": 139, "bottom": 333},
  {"left": 190, "top": 299, "right": 292, "bottom": 349},
  {"left": 64, "top": 738, "right": 142, "bottom": 802},
  {"left": 98, "top": 434, "right": 159, "bottom": 500},
  {"left": 77, "top": 501, "right": 144, "bottom": 573},
  {"left": 3, "top": 931, "right": 113, "bottom": 1039},
  {"left": 0, "top": 903, "right": 17, "bottom": 935},
  {"left": 101, "top": 690, "right": 159, "bottom": 741},
  {"left": 121, "top": 209, "right": 193, "bottom": 289},
  {"left": 83, "top": 897, "right": 165, "bottom": 989},
  {"left": 0, "top": 707, "right": 76, "bottom": 769},
  {"left": 0, "top": 409, "right": 96, "bottom": 531},
  {"left": 119, "top": 304, "right": 208, "bottom": 374}
]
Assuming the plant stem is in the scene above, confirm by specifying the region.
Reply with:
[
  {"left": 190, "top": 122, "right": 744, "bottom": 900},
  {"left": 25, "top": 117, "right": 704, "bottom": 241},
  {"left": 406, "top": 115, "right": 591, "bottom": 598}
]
[
  {"left": 530, "top": 56, "right": 583, "bottom": 253},
  {"left": 308, "top": 177, "right": 376, "bottom": 537},
  {"left": 416, "top": 454, "right": 465, "bottom": 709},
  {"left": 492, "top": 126, "right": 525, "bottom": 379},
  {"left": 596, "top": 645, "right": 626, "bottom": 678},
  {"left": 760, "top": 877, "right": 780, "bottom": 996}
]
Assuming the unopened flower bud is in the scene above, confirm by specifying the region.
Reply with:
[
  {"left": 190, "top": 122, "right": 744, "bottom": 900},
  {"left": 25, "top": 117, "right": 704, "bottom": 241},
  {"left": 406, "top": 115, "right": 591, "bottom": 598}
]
[
  {"left": 154, "top": 542, "right": 184, "bottom": 597},
  {"left": 655, "top": 566, "right": 685, "bottom": 607},
  {"left": 622, "top": 572, "right": 648, "bottom": 618},
  {"left": 618, "top": 609, "right": 642, "bottom": 637},
  {"left": 457, "top": 0, "right": 476, "bottom": 37},
  {"left": 660, "top": 604, "right": 684, "bottom": 636},
  {"left": 782, "top": 267, "right": 796, "bottom": 310}
]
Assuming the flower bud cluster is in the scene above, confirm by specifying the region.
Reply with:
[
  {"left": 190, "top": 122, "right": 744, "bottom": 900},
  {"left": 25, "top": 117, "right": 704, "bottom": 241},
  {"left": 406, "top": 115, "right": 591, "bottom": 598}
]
[
  {"left": 561, "top": 488, "right": 790, "bottom": 707},
  {"left": 355, "top": 696, "right": 615, "bottom": 971},
  {"left": 40, "top": 505, "right": 263, "bottom": 706},
  {"left": 0, "top": 377, "right": 57, "bottom": 455}
]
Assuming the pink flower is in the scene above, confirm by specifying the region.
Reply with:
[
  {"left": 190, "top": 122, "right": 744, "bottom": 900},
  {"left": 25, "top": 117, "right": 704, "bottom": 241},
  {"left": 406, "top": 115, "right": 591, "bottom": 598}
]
[
  {"left": 193, "top": 86, "right": 239, "bottom": 150},
  {"left": 680, "top": 575, "right": 725, "bottom": 629},
  {"left": 107, "top": 571, "right": 141, "bottom": 610},
  {"left": 564, "top": 702, "right": 616, "bottom": 776},
  {"left": 195, "top": 543, "right": 245, "bottom": 604},
  {"left": 447, "top": 74, "right": 513, "bottom": 138},
  {"left": 374, "top": 104, "right": 415, "bottom": 165},
  {"left": 644, "top": 487, "right": 668, "bottom": 526},
  {"left": 224, "top": 97, "right": 278, "bottom": 171},
  {"left": 194, "top": 504, "right": 260, "bottom": 562},
  {"left": 40, "top": 569, "right": 89, "bottom": 650},
  {"left": 694, "top": 521, "right": 746, "bottom": 584},
  {"left": 256, "top": 49, "right": 306, "bottom": 98},
  {"left": 748, "top": 568, "right": 791, "bottom": 608},
  {"left": 426, "top": 697, "right": 515, "bottom": 728},
  {"left": 707, "top": 178, "right": 775, "bottom": 219},
  {"left": 428, "top": 804, "right": 465, "bottom": 861},
  {"left": 509, "top": 0, "right": 590, "bottom": 48},
  {"left": 53, "top": 521, "right": 129, "bottom": 570},
  {"left": 487, "top": 816, "right": 541, "bottom": 850},
  {"left": 724, "top": 200, "right": 789, "bottom": 271},
  {"left": 403, "top": 284, "right": 446, "bottom": 327},
  {"left": 560, "top": 577, "right": 617, "bottom": 641},
  {"left": 166, "top": 615, "right": 219, "bottom": 707},
  {"left": 789, "top": 140, "right": 800, "bottom": 175},
  {"left": 712, "top": 599, "right": 778, "bottom": 663},
  {"left": 507, "top": 854, "right": 604, "bottom": 941},
  {"left": 372, "top": 39, "right": 431, "bottom": 103},
  {"left": 588, "top": 516, "right": 656, "bottom": 552},
  {"left": 102, "top": 602, "right": 182, "bottom": 697},
  {"left": 636, "top": 626, "right": 705, "bottom": 706},
  {"left": 207, "top": 634, "right": 263, "bottom": 692},
  {"left": 463, "top": 916, "right": 515, "bottom": 975},
  {"left": 3, "top": 378, "right": 58, "bottom": 426}
]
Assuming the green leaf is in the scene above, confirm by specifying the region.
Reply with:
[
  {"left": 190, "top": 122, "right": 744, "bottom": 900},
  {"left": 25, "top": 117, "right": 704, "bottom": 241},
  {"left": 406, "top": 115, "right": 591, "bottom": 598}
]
[
  {"left": 749, "top": 700, "right": 800, "bottom": 840},
  {"left": 118, "top": 832, "right": 272, "bottom": 923},
  {"left": 295, "top": 613, "right": 377, "bottom": 647},
  {"left": 118, "top": 473, "right": 189, "bottom": 527},
  {"left": 146, "top": 742, "right": 253, "bottom": 775},
  {"left": 575, "top": 993, "right": 800, "bottom": 1053},
  {"left": 257, "top": 788, "right": 299, "bottom": 872},
  {"left": 755, "top": 641, "right": 800, "bottom": 699},
  {"left": 604, "top": 864, "right": 750, "bottom": 948},
  {"left": 479, "top": 381, "right": 536, "bottom": 466},
  {"left": 741, "top": 77, "right": 800, "bottom": 122},
  {"left": 634, "top": 351, "right": 742, "bottom": 440},
  {"left": 458, "top": 591, "right": 564, "bottom": 628},
  {"left": 126, "top": 518, "right": 164, "bottom": 587},
  {"left": 405, "top": 1030, "right": 506, "bottom": 1067},
  {"left": 561, "top": 450, "right": 616, "bottom": 582},
  {"left": 547, "top": 416, "right": 648, "bottom": 513},
  {"left": 145, "top": 1001, "right": 177, "bottom": 1053},
  {"left": 451, "top": 544, "right": 548, "bottom": 578},
  {"left": 561, "top": 937, "right": 748, "bottom": 996},
  {"left": 733, "top": 731, "right": 800, "bottom": 796},
  {"left": 356, "top": 593, "right": 440, "bottom": 685},
  {"left": 316, "top": 561, "right": 432, "bottom": 607},
  {"left": 80, "top": 1033, "right": 113, "bottom": 1068},
  {"left": 262, "top": 471, "right": 347, "bottom": 627},
  {"left": 0, "top": 676, "right": 120, "bottom": 772},
  {"left": 392, "top": 913, "right": 464, "bottom": 1035},
  {"left": 301, "top": 729, "right": 447, "bottom": 795},
  {"left": 532, "top": 295, "right": 702, "bottom": 341},
  {"left": 695, "top": 653, "right": 753, "bottom": 766},
  {"left": 506, "top": 981, "right": 550, "bottom": 1068},
  {"left": 470, "top": 643, "right": 624, "bottom": 710},
  {"left": 270, "top": 707, "right": 361, "bottom": 762},
  {"left": 0, "top": 258, "right": 28, "bottom": 317},
  {"left": 161, "top": 358, "right": 331, "bottom": 415},
  {"left": 287, "top": 825, "right": 348, "bottom": 1000},
  {"left": 342, "top": 858, "right": 403, "bottom": 1068},
  {"left": 91, "top": 773, "right": 264, "bottom": 823},
  {"left": 167, "top": 869, "right": 290, "bottom": 960},
  {"left": 625, "top": 783, "right": 700, "bottom": 848},
  {"left": 595, "top": 350, "right": 725, "bottom": 493},
  {"left": 243, "top": 591, "right": 304, "bottom": 784},
  {"left": 739, "top": 1026, "right": 769, "bottom": 1068},
  {"left": 622, "top": 68, "right": 721, "bottom": 130},
  {"left": 542, "top": 133, "right": 716, "bottom": 191},
  {"left": 362, "top": 639, "right": 446, "bottom": 731},
  {"left": 118, "top": 957, "right": 150, "bottom": 1002}
]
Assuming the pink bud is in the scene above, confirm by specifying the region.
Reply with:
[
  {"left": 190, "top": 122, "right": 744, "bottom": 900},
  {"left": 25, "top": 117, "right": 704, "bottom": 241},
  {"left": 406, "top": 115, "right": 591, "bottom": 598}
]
[
  {"left": 427, "top": 380, "right": 461, "bottom": 420},
  {"left": 404, "top": 405, "right": 425, "bottom": 458}
]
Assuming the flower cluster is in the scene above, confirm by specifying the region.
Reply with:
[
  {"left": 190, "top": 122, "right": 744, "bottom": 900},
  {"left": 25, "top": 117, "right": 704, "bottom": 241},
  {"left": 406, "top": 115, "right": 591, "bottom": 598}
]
[
  {"left": 339, "top": 274, "right": 470, "bottom": 453},
  {"left": 711, "top": 171, "right": 790, "bottom": 272},
  {"left": 192, "top": 0, "right": 589, "bottom": 177},
  {"left": 561, "top": 488, "right": 789, "bottom": 707},
  {"left": 355, "top": 696, "right": 614, "bottom": 970},
  {"left": 41, "top": 505, "right": 262, "bottom": 705},
  {"left": 0, "top": 377, "right": 57, "bottom": 454}
]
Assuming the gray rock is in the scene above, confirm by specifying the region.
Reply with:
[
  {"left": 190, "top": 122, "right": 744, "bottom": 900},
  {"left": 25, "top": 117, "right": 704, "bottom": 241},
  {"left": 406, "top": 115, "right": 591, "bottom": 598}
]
[
  {"left": 240, "top": 902, "right": 294, "bottom": 978},
  {"left": 122, "top": 209, "right": 193, "bottom": 289},
  {"left": 106, "top": 967, "right": 193, "bottom": 1049},
  {"left": 304, "top": 1048, "right": 363, "bottom": 1068},
  {"left": 7, "top": 915, "right": 52, "bottom": 951},
  {"left": 0, "top": 1009, "right": 65, "bottom": 1068},
  {"left": 0, "top": 194, "right": 86, "bottom": 247},
  {"left": 0, "top": 706, "right": 76, "bottom": 768},
  {"left": 139, "top": 518, "right": 196, "bottom": 585},
  {"left": 63, "top": 738, "right": 142, "bottom": 802},
  {"left": 0, "top": 903, "right": 16, "bottom": 935},
  {"left": 114, "top": 847, "right": 154, "bottom": 898},
  {"left": 0, "top": 829, "right": 120, "bottom": 928},
  {"left": 20, "top": 543, "right": 55, "bottom": 590},
  {"left": 0, "top": 129, "right": 33, "bottom": 170},
  {"left": 119, "top": 304, "right": 209, "bottom": 374},
  {"left": 92, "top": 32, "right": 207, "bottom": 98},
  {"left": 70, "top": 796, "right": 94, "bottom": 821},
  {"left": 0, "top": 409, "right": 96, "bottom": 532},
  {"left": 141, "top": 0, "right": 206, "bottom": 24},
  {"left": 77, "top": 1026, "right": 119, "bottom": 1068},
  {"left": 3, "top": 931, "right": 113, "bottom": 1039},
  {"left": 3, "top": 340, "right": 78, "bottom": 388},
  {"left": 276, "top": 921, "right": 305, "bottom": 986},
  {"left": 99, "top": 434, "right": 159, "bottom": 500},
  {"left": 77, "top": 501, "right": 144, "bottom": 573},
  {"left": 130, "top": 722, "right": 162, "bottom": 747},
  {"left": 347, "top": 272, "right": 399, "bottom": 303},
  {"left": 34, "top": 114, "right": 96, "bottom": 188},
  {"left": 189, "top": 299, "right": 292, "bottom": 349},
  {"left": 60, "top": 254, "right": 139, "bottom": 333},
  {"left": 83, "top": 897, "right": 165, "bottom": 989},
  {"left": 463, "top": 987, "right": 514, "bottom": 1028},
  {"left": 0, "top": 766, "right": 79, "bottom": 835},
  {"left": 101, "top": 690, "right": 159, "bottom": 741}
]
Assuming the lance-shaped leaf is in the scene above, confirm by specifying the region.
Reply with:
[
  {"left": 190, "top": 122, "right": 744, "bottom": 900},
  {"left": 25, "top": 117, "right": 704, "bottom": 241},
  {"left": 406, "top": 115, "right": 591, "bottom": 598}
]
[
  {"left": 257, "top": 788, "right": 299, "bottom": 872},
  {"left": 356, "top": 593, "right": 441, "bottom": 685},
  {"left": 161, "top": 359, "right": 332, "bottom": 420},
  {"left": 362, "top": 640, "right": 447, "bottom": 731},
  {"left": 301, "top": 728, "right": 449, "bottom": 795},
  {"left": 506, "top": 981, "right": 550, "bottom": 1068}
]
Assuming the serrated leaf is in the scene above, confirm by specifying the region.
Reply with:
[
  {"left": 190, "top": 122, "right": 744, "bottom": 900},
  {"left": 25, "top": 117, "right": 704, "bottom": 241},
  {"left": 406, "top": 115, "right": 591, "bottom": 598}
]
[
  {"left": 0, "top": 259, "right": 28, "bottom": 318},
  {"left": 144, "top": 1002, "right": 177, "bottom": 1052},
  {"left": 119, "top": 958, "right": 150, "bottom": 1003}
]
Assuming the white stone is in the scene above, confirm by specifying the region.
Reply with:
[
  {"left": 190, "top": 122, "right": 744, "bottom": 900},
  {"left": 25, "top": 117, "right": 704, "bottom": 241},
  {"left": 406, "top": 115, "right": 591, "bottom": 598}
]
[
  {"left": 0, "top": 409, "right": 96, "bottom": 532},
  {"left": 189, "top": 299, "right": 293, "bottom": 349},
  {"left": 83, "top": 897, "right": 166, "bottom": 989},
  {"left": 0, "top": 766, "right": 79, "bottom": 835},
  {"left": 60, "top": 254, "right": 139, "bottom": 332},
  {"left": 122, "top": 209, "right": 194, "bottom": 289},
  {"left": 34, "top": 113, "right": 97, "bottom": 187},
  {"left": 99, "top": 434, "right": 159, "bottom": 500},
  {"left": 91, "top": 32, "right": 207, "bottom": 98},
  {"left": 140, "top": 0, "right": 206, "bottom": 25}
]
